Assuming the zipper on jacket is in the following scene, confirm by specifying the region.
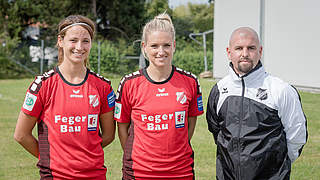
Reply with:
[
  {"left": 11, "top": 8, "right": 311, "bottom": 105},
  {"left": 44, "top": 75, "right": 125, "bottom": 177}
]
[{"left": 237, "top": 77, "right": 245, "bottom": 180}]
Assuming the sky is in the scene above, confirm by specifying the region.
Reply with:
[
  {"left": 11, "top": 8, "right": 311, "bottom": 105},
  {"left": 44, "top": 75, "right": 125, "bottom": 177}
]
[{"left": 169, "top": 0, "right": 209, "bottom": 8}]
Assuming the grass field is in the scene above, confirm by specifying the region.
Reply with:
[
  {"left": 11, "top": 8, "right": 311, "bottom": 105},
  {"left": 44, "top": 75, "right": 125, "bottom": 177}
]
[{"left": 0, "top": 78, "right": 319, "bottom": 179}]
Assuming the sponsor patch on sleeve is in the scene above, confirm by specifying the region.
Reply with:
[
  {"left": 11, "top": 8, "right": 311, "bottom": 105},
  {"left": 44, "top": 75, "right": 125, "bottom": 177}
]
[
  {"left": 107, "top": 91, "right": 115, "bottom": 108},
  {"left": 88, "top": 114, "right": 98, "bottom": 131},
  {"left": 114, "top": 102, "right": 122, "bottom": 119},
  {"left": 23, "top": 92, "right": 37, "bottom": 111},
  {"left": 197, "top": 96, "right": 203, "bottom": 111}
]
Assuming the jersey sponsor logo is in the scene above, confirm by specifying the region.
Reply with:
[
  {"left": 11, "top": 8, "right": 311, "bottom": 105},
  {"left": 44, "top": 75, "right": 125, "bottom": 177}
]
[
  {"left": 175, "top": 111, "right": 185, "bottom": 128},
  {"left": 70, "top": 89, "right": 83, "bottom": 98},
  {"left": 55, "top": 115, "right": 87, "bottom": 133},
  {"left": 197, "top": 96, "right": 203, "bottom": 111},
  {"left": 88, "top": 114, "right": 98, "bottom": 131},
  {"left": 156, "top": 88, "right": 168, "bottom": 97},
  {"left": 176, "top": 92, "right": 187, "bottom": 104},
  {"left": 257, "top": 88, "right": 268, "bottom": 100},
  {"left": 89, "top": 95, "right": 99, "bottom": 107},
  {"left": 23, "top": 92, "right": 37, "bottom": 111},
  {"left": 158, "top": 88, "right": 165, "bottom": 92},
  {"left": 141, "top": 113, "right": 173, "bottom": 131},
  {"left": 107, "top": 91, "right": 115, "bottom": 108},
  {"left": 114, "top": 102, "right": 122, "bottom": 119}
]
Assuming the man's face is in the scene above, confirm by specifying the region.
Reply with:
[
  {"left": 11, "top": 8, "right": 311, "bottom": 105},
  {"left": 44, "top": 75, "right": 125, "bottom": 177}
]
[{"left": 227, "top": 31, "right": 262, "bottom": 76}]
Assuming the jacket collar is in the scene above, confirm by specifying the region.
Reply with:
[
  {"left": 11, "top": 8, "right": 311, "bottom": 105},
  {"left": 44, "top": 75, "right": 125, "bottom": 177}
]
[{"left": 229, "top": 61, "right": 266, "bottom": 86}]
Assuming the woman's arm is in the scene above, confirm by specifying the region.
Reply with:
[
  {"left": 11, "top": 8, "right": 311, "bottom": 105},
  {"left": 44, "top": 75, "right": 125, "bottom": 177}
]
[
  {"left": 117, "top": 122, "right": 130, "bottom": 150},
  {"left": 14, "top": 111, "right": 39, "bottom": 158},
  {"left": 188, "top": 116, "right": 197, "bottom": 141},
  {"left": 100, "top": 111, "right": 116, "bottom": 148}
]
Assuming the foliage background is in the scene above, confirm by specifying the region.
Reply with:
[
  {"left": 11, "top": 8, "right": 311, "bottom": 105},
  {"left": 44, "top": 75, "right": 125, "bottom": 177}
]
[{"left": 0, "top": 0, "right": 214, "bottom": 78}]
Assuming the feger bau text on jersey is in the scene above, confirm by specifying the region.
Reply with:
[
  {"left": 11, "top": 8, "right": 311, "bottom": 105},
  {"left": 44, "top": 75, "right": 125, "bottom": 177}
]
[
  {"left": 141, "top": 111, "right": 185, "bottom": 131},
  {"left": 55, "top": 115, "right": 90, "bottom": 133}
]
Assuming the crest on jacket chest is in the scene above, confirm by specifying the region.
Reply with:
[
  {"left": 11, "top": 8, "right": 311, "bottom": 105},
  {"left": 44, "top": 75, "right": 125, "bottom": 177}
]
[{"left": 256, "top": 88, "right": 268, "bottom": 100}]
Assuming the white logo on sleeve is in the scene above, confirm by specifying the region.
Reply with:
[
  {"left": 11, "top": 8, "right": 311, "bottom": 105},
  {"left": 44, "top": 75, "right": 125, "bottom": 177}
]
[
  {"left": 23, "top": 92, "right": 37, "bottom": 111},
  {"left": 114, "top": 102, "right": 122, "bottom": 119}
]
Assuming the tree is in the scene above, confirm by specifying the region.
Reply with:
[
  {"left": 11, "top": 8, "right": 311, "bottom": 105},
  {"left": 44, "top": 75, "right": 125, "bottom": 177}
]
[
  {"left": 144, "top": 0, "right": 172, "bottom": 20},
  {"left": 188, "top": 2, "right": 214, "bottom": 33},
  {"left": 95, "top": 0, "right": 146, "bottom": 41}
]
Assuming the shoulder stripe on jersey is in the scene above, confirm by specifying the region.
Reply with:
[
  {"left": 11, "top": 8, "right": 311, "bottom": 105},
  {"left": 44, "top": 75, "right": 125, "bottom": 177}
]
[
  {"left": 88, "top": 69, "right": 111, "bottom": 85},
  {"left": 116, "top": 70, "right": 142, "bottom": 101},
  {"left": 29, "top": 69, "right": 56, "bottom": 94},
  {"left": 175, "top": 66, "right": 202, "bottom": 95}
]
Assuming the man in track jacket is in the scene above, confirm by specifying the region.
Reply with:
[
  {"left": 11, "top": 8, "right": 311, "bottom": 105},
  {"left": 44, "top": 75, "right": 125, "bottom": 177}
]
[{"left": 206, "top": 27, "right": 308, "bottom": 180}]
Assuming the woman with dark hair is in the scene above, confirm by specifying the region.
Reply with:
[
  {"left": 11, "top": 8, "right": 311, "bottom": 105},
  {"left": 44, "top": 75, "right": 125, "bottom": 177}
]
[{"left": 14, "top": 15, "right": 116, "bottom": 179}]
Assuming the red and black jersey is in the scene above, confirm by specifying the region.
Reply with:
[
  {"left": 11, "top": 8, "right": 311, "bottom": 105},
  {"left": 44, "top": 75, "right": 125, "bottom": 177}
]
[
  {"left": 21, "top": 67, "right": 115, "bottom": 180},
  {"left": 114, "top": 66, "right": 204, "bottom": 179}
]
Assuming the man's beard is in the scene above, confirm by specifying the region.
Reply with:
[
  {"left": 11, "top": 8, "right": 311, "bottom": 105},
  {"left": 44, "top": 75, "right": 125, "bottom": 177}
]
[{"left": 237, "top": 58, "right": 254, "bottom": 74}]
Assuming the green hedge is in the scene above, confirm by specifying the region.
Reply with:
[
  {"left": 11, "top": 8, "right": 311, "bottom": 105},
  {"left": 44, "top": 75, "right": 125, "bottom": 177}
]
[
  {"left": 173, "top": 48, "right": 213, "bottom": 75},
  {"left": 89, "top": 40, "right": 139, "bottom": 76},
  {"left": 88, "top": 40, "right": 213, "bottom": 76},
  {"left": 0, "top": 38, "right": 213, "bottom": 79}
]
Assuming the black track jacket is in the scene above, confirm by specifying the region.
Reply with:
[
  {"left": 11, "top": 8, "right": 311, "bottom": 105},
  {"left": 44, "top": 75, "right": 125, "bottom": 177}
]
[{"left": 206, "top": 62, "right": 307, "bottom": 180}]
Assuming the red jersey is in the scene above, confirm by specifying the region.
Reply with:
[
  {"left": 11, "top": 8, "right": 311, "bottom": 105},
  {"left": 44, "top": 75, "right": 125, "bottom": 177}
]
[
  {"left": 21, "top": 67, "right": 115, "bottom": 180},
  {"left": 114, "top": 66, "right": 204, "bottom": 179}
]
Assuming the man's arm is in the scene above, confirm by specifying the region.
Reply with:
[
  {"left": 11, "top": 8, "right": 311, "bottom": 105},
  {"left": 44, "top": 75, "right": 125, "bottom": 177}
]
[
  {"left": 206, "top": 85, "right": 221, "bottom": 143},
  {"left": 279, "top": 85, "right": 308, "bottom": 162}
]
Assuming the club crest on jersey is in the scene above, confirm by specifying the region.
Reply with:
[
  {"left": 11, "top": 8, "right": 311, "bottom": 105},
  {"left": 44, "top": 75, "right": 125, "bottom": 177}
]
[
  {"left": 176, "top": 92, "right": 187, "bottom": 104},
  {"left": 175, "top": 111, "right": 185, "bottom": 128},
  {"left": 256, "top": 88, "right": 268, "bottom": 100},
  {"left": 88, "top": 114, "right": 98, "bottom": 131},
  {"left": 89, "top": 95, "right": 99, "bottom": 108},
  {"left": 156, "top": 88, "right": 168, "bottom": 97},
  {"left": 23, "top": 92, "right": 37, "bottom": 111}
]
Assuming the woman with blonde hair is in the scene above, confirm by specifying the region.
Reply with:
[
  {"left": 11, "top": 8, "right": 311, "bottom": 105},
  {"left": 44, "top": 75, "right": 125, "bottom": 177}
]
[
  {"left": 115, "top": 12, "right": 204, "bottom": 179},
  {"left": 14, "top": 15, "right": 116, "bottom": 179}
]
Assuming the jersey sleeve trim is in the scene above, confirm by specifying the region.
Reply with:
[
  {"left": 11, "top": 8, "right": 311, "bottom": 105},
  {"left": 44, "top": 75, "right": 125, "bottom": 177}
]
[
  {"left": 88, "top": 69, "right": 112, "bottom": 85},
  {"left": 175, "top": 66, "right": 202, "bottom": 95},
  {"left": 115, "top": 70, "right": 142, "bottom": 102}
]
